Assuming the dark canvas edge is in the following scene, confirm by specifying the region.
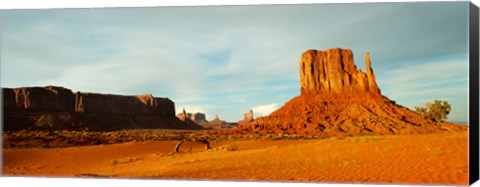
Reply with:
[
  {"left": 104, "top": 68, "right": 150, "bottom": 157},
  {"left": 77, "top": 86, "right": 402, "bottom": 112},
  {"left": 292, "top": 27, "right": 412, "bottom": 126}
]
[{"left": 469, "top": 1, "right": 480, "bottom": 185}]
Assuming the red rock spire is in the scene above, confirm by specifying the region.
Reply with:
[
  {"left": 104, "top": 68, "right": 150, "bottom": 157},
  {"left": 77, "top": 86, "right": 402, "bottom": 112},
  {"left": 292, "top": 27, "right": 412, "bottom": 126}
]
[{"left": 365, "top": 51, "right": 380, "bottom": 94}]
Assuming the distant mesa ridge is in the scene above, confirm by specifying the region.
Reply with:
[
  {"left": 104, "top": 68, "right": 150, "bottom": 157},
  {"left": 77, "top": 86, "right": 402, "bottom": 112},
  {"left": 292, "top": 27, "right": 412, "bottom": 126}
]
[
  {"left": 3, "top": 86, "right": 203, "bottom": 131},
  {"left": 239, "top": 48, "right": 466, "bottom": 136},
  {"left": 177, "top": 111, "right": 239, "bottom": 130}
]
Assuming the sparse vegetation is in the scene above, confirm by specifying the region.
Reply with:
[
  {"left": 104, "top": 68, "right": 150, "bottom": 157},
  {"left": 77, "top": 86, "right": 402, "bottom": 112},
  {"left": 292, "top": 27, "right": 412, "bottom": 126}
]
[
  {"left": 415, "top": 100, "right": 451, "bottom": 122},
  {"left": 2, "top": 129, "right": 201, "bottom": 148},
  {"left": 432, "top": 151, "right": 442, "bottom": 157},
  {"left": 217, "top": 144, "right": 238, "bottom": 151},
  {"left": 348, "top": 135, "right": 385, "bottom": 143},
  {"left": 3, "top": 129, "right": 330, "bottom": 148},
  {"left": 3, "top": 129, "right": 398, "bottom": 148},
  {"left": 110, "top": 159, "right": 118, "bottom": 166}
]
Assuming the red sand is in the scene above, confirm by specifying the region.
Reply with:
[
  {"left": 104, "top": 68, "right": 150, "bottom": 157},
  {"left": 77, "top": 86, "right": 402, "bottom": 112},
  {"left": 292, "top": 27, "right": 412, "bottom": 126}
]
[{"left": 2, "top": 132, "right": 468, "bottom": 185}]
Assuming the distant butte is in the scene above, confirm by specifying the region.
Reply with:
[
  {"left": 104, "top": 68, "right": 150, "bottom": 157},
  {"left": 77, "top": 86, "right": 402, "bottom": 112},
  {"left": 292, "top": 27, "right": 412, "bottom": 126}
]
[
  {"left": 238, "top": 109, "right": 254, "bottom": 126},
  {"left": 177, "top": 111, "right": 239, "bottom": 130},
  {"left": 2, "top": 86, "right": 204, "bottom": 131},
  {"left": 238, "top": 48, "right": 466, "bottom": 136}
]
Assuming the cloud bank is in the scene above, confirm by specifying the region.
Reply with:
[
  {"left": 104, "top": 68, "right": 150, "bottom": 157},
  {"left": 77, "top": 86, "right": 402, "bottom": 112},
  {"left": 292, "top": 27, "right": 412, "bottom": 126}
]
[{"left": 252, "top": 103, "right": 279, "bottom": 117}]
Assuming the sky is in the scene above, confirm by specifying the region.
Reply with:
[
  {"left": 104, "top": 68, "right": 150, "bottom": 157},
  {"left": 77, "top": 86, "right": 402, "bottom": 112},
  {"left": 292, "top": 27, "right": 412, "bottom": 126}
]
[{"left": 0, "top": 2, "right": 470, "bottom": 123}]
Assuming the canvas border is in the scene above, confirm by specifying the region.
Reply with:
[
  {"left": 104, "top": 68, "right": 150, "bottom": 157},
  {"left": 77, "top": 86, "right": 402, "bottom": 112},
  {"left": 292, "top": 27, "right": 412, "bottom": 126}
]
[{"left": 469, "top": 1, "right": 480, "bottom": 185}]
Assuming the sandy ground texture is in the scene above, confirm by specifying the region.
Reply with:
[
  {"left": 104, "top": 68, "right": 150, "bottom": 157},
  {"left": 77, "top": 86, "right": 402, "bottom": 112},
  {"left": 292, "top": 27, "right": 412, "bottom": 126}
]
[{"left": 2, "top": 131, "right": 468, "bottom": 185}]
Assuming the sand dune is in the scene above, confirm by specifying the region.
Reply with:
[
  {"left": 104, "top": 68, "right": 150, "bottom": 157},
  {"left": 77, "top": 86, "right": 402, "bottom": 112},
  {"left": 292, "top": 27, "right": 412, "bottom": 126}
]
[{"left": 3, "top": 132, "right": 468, "bottom": 185}]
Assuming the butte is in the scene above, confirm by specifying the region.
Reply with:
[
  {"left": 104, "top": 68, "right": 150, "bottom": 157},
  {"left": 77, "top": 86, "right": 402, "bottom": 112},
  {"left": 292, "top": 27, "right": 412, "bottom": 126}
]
[{"left": 239, "top": 48, "right": 466, "bottom": 136}]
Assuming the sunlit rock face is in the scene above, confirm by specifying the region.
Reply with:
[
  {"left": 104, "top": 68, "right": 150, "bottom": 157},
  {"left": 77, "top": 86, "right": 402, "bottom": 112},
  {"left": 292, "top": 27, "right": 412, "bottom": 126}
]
[
  {"left": 240, "top": 48, "right": 465, "bottom": 136},
  {"left": 299, "top": 48, "right": 380, "bottom": 95}
]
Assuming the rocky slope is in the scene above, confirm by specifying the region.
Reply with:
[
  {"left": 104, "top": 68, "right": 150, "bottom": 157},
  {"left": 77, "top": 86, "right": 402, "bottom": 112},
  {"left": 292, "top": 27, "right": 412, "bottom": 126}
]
[
  {"left": 239, "top": 48, "right": 466, "bottom": 136},
  {"left": 2, "top": 86, "right": 203, "bottom": 131}
]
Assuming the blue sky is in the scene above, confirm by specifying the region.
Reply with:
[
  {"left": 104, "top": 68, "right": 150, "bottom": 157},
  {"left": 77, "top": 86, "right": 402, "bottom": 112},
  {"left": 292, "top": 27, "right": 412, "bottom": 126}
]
[{"left": 0, "top": 2, "right": 470, "bottom": 123}]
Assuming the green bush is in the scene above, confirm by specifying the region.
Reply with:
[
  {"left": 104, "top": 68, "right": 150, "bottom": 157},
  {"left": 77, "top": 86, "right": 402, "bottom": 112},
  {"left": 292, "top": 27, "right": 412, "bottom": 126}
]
[{"left": 415, "top": 100, "right": 451, "bottom": 122}]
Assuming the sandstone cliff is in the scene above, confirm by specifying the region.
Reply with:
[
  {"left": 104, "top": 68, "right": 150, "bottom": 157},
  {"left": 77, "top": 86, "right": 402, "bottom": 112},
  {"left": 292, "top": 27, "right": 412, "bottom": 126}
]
[
  {"left": 300, "top": 49, "right": 380, "bottom": 95},
  {"left": 239, "top": 48, "right": 466, "bottom": 136},
  {"left": 3, "top": 86, "right": 203, "bottom": 131}
]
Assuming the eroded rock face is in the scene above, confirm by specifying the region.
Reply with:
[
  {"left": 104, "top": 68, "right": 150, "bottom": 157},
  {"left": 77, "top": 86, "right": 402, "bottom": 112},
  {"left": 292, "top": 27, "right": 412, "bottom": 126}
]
[
  {"left": 176, "top": 111, "right": 239, "bottom": 129},
  {"left": 192, "top": 113, "right": 206, "bottom": 122},
  {"left": 244, "top": 109, "right": 254, "bottom": 122},
  {"left": 176, "top": 110, "right": 209, "bottom": 129},
  {"left": 207, "top": 115, "right": 239, "bottom": 129},
  {"left": 238, "top": 109, "right": 254, "bottom": 126},
  {"left": 3, "top": 86, "right": 203, "bottom": 131},
  {"left": 238, "top": 48, "right": 466, "bottom": 136},
  {"left": 299, "top": 48, "right": 380, "bottom": 95},
  {"left": 4, "top": 86, "right": 76, "bottom": 112}
]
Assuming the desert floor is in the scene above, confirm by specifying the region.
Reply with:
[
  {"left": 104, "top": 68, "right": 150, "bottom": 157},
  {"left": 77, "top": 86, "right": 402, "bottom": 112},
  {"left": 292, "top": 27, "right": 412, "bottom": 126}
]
[{"left": 2, "top": 131, "right": 468, "bottom": 185}]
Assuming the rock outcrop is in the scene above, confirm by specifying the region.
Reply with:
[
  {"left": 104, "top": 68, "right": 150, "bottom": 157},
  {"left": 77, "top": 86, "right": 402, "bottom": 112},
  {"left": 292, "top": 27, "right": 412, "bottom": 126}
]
[
  {"left": 238, "top": 109, "right": 254, "bottom": 126},
  {"left": 209, "top": 115, "right": 225, "bottom": 126},
  {"left": 176, "top": 111, "right": 237, "bottom": 129},
  {"left": 3, "top": 86, "right": 203, "bottom": 131},
  {"left": 207, "top": 115, "right": 239, "bottom": 129},
  {"left": 300, "top": 49, "right": 380, "bottom": 95},
  {"left": 176, "top": 110, "right": 209, "bottom": 128},
  {"left": 192, "top": 113, "right": 207, "bottom": 122},
  {"left": 238, "top": 48, "right": 466, "bottom": 136}
]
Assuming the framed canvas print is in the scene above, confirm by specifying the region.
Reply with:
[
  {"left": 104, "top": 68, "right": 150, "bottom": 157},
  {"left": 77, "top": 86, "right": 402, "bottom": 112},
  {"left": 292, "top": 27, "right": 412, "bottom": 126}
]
[{"left": 1, "top": 0, "right": 479, "bottom": 186}]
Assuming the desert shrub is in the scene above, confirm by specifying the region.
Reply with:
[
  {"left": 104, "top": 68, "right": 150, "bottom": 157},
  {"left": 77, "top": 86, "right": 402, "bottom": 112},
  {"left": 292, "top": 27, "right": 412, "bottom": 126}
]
[
  {"left": 217, "top": 144, "right": 238, "bottom": 151},
  {"left": 110, "top": 159, "right": 118, "bottom": 165},
  {"left": 415, "top": 100, "right": 451, "bottom": 122},
  {"left": 224, "top": 144, "right": 238, "bottom": 151}
]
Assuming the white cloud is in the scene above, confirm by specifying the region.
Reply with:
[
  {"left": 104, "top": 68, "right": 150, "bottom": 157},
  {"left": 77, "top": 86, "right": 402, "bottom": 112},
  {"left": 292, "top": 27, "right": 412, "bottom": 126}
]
[{"left": 252, "top": 103, "right": 279, "bottom": 117}]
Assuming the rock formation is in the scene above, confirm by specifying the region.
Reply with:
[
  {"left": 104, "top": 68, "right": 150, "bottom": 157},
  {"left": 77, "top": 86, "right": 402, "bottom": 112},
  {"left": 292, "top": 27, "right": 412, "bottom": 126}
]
[
  {"left": 299, "top": 48, "right": 380, "bottom": 95},
  {"left": 238, "top": 109, "right": 254, "bottom": 126},
  {"left": 209, "top": 115, "right": 225, "bottom": 126},
  {"left": 206, "top": 115, "right": 239, "bottom": 130},
  {"left": 176, "top": 110, "right": 209, "bottom": 128},
  {"left": 192, "top": 112, "right": 207, "bottom": 122},
  {"left": 3, "top": 86, "right": 203, "bottom": 131},
  {"left": 177, "top": 111, "right": 204, "bottom": 123},
  {"left": 176, "top": 109, "right": 188, "bottom": 120},
  {"left": 239, "top": 48, "right": 466, "bottom": 136},
  {"left": 175, "top": 111, "right": 237, "bottom": 129}
]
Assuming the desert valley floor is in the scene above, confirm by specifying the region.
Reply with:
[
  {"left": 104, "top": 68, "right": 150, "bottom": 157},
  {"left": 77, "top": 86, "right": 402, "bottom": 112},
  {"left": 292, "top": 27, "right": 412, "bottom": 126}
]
[{"left": 3, "top": 131, "right": 468, "bottom": 185}]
